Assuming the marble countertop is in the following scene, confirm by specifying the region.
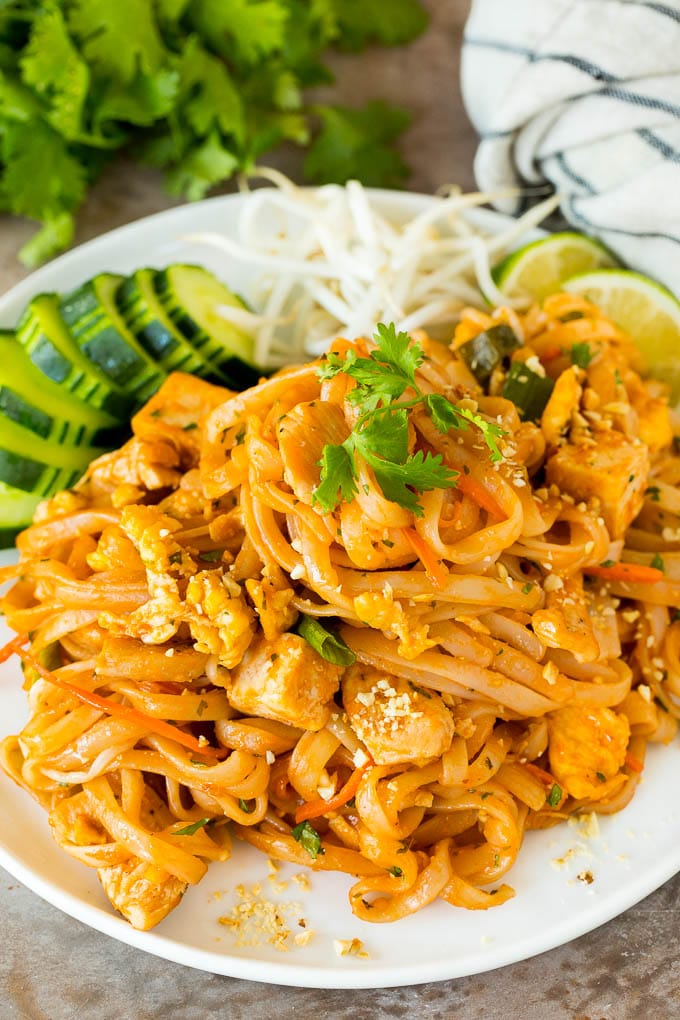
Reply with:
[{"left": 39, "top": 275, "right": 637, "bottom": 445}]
[{"left": 3, "top": 3, "right": 679, "bottom": 1018}]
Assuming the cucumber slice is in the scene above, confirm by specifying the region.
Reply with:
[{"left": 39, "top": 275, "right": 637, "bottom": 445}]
[
  {"left": 0, "top": 414, "right": 102, "bottom": 496},
  {"left": 155, "top": 265, "right": 260, "bottom": 388},
  {"left": 117, "top": 269, "right": 214, "bottom": 377},
  {"left": 16, "top": 294, "right": 131, "bottom": 420},
  {"left": 60, "top": 273, "right": 166, "bottom": 404},
  {"left": 0, "top": 331, "right": 120, "bottom": 447},
  {"left": 0, "top": 481, "right": 41, "bottom": 548}
]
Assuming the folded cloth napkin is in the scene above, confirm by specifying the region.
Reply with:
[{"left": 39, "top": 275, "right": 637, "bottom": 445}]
[{"left": 461, "top": 0, "right": 680, "bottom": 294}]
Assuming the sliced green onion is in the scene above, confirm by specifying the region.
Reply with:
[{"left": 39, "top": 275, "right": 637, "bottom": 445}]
[
  {"left": 457, "top": 324, "right": 521, "bottom": 384},
  {"left": 546, "top": 783, "right": 562, "bottom": 807},
  {"left": 570, "top": 342, "right": 594, "bottom": 368},
  {"left": 292, "top": 820, "right": 324, "bottom": 860},
  {"left": 502, "top": 361, "right": 554, "bottom": 422},
  {"left": 296, "top": 614, "right": 356, "bottom": 666},
  {"left": 174, "top": 817, "right": 210, "bottom": 836}
]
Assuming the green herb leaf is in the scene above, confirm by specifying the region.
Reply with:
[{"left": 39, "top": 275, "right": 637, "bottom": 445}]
[
  {"left": 645, "top": 486, "right": 661, "bottom": 502},
  {"left": 296, "top": 614, "right": 356, "bottom": 666},
  {"left": 238, "top": 798, "right": 253, "bottom": 813},
  {"left": 651, "top": 553, "right": 665, "bottom": 572},
  {"left": 313, "top": 323, "right": 503, "bottom": 515},
  {"left": 175, "top": 817, "right": 211, "bottom": 836},
  {"left": 547, "top": 783, "right": 562, "bottom": 807},
  {"left": 386, "top": 865, "right": 403, "bottom": 877},
  {"left": 292, "top": 820, "right": 325, "bottom": 860},
  {"left": 304, "top": 101, "right": 411, "bottom": 188},
  {"left": 313, "top": 442, "right": 358, "bottom": 513},
  {"left": 570, "top": 343, "right": 594, "bottom": 369},
  {"left": 199, "top": 549, "right": 223, "bottom": 562}
]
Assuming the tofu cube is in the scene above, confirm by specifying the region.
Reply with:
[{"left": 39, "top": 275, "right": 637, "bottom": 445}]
[{"left": 545, "top": 430, "right": 649, "bottom": 537}]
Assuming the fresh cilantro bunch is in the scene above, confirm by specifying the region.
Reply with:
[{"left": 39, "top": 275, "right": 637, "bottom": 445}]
[
  {"left": 314, "top": 324, "right": 505, "bottom": 516},
  {"left": 0, "top": 0, "right": 428, "bottom": 266}
]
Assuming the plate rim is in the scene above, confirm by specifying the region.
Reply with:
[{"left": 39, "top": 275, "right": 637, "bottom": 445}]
[{"left": 1, "top": 189, "right": 677, "bottom": 988}]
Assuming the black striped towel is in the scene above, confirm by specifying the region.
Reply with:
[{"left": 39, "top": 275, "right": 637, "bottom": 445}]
[{"left": 461, "top": 0, "right": 680, "bottom": 294}]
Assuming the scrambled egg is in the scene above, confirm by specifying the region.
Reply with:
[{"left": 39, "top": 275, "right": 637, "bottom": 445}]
[
  {"left": 353, "top": 587, "right": 434, "bottom": 660},
  {"left": 101, "top": 505, "right": 255, "bottom": 666},
  {"left": 548, "top": 703, "right": 630, "bottom": 800}
]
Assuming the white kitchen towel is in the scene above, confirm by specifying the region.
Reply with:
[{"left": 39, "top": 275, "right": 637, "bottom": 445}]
[{"left": 461, "top": 0, "right": 680, "bottom": 294}]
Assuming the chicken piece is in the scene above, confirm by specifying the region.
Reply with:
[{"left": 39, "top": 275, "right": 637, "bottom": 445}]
[
  {"left": 132, "top": 371, "right": 231, "bottom": 440},
  {"left": 548, "top": 703, "right": 630, "bottom": 800},
  {"left": 545, "top": 430, "right": 649, "bottom": 537},
  {"left": 276, "top": 400, "right": 348, "bottom": 504},
  {"left": 98, "top": 857, "right": 187, "bottom": 931},
  {"left": 185, "top": 570, "right": 254, "bottom": 669},
  {"left": 532, "top": 573, "right": 600, "bottom": 663},
  {"left": 343, "top": 665, "right": 454, "bottom": 766},
  {"left": 228, "top": 633, "right": 341, "bottom": 730}
]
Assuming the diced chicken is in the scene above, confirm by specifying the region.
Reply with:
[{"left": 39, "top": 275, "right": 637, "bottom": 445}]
[
  {"left": 342, "top": 665, "right": 454, "bottom": 766},
  {"left": 276, "top": 400, "right": 348, "bottom": 504},
  {"left": 228, "top": 633, "right": 341, "bottom": 730},
  {"left": 548, "top": 703, "right": 630, "bottom": 800},
  {"left": 545, "top": 430, "right": 649, "bottom": 537},
  {"left": 98, "top": 857, "right": 187, "bottom": 931}
]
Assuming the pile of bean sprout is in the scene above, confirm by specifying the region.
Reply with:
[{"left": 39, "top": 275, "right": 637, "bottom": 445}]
[{"left": 189, "top": 167, "right": 560, "bottom": 368}]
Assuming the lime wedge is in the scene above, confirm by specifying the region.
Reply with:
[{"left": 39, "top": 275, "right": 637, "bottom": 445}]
[
  {"left": 563, "top": 268, "right": 680, "bottom": 400},
  {"left": 492, "top": 232, "right": 618, "bottom": 303}
]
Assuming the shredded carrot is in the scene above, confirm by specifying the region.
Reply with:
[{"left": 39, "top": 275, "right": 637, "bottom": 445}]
[
  {"left": 402, "top": 528, "right": 448, "bottom": 590},
  {"left": 294, "top": 763, "right": 371, "bottom": 823},
  {"left": 585, "top": 563, "right": 664, "bottom": 584},
  {"left": 457, "top": 474, "right": 505, "bottom": 519},
  {"left": 0, "top": 632, "right": 29, "bottom": 663},
  {"left": 16, "top": 646, "right": 223, "bottom": 761},
  {"left": 523, "top": 762, "right": 556, "bottom": 788},
  {"left": 540, "top": 346, "right": 563, "bottom": 362},
  {"left": 625, "top": 752, "right": 645, "bottom": 774}
]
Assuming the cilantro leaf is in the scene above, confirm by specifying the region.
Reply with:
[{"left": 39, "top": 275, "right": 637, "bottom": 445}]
[
  {"left": 357, "top": 407, "right": 410, "bottom": 464},
  {"left": 304, "top": 101, "right": 411, "bottom": 188},
  {"left": 570, "top": 343, "right": 594, "bottom": 369},
  {"left": 20, "top": 6, "right": 89, "bottom": 140},
  {"left": 313, "top": 442, "right": 358, "bottom": 513},
  {"left": 367, "top": 450, "right": 458, "bottom": 517},
  {"left": 426, "top": 394, "right": 505, "bottom": 463},
  {"left": 372, "top": 322, "right": 423, "bottom": 382},
  {"left": 332, "top": 0, "right": 429, "bottom": 50},
  {"left": 164, "top": 129, "right": 240, "bottom": 201},
  {"left": 68, "top": 0, "right": 167, "bottom": 83},
  {"left": 188, "top": 0, "right": 289, "bottom": 66}
]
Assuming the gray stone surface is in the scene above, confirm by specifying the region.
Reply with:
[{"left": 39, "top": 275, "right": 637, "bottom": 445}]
[{"left": 2, "top": 2, "right": 679, "bottom": 1017}]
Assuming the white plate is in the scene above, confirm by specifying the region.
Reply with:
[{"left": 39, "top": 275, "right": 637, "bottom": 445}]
[{"left": 2, "top": 191, "right": 679, "bottom": 989}]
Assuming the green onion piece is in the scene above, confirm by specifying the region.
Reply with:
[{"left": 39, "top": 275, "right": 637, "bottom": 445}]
[
  {"left": 175, "top": 817, "right": 210, "bottom": 836},
  {"left": 546, "top": 783, "right": 562, "bottom": 807},
  {"left": 570, "top": 342, "right": 594, "bottom": 368},
  {"left": 558, "top": 310, "right": 585, "bottom": 323},
  {"left": 387, "top": 866, "right": 403, "bottom": 877},
  {"left": 296, "top": 614, "right": 356, "bottom": 666},
  {"left": 199, "top": 549, "right": 223, "bottom": 562},
  {"left": 651, "top": 553, "right": 665, "bottom": 572},
  {"left": 238, "top": 798, "right": 253, "bottom": 813},
  {"left": 502, "top": 361, "right": 555, "bottom": 422},
  {"left": 457, "top": 324, "right": 521, "bottom": 384},
  {"left": 292, "top": 820, "right": 325, "bottom": 860}
]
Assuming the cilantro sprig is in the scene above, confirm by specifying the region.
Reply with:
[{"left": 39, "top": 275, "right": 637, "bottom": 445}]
[
  {"left": 0, "top": 0, "right": 428, "bottom": 266},
  {"left": 313, "top": 323, "right": 505, "bottom": 517}
]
